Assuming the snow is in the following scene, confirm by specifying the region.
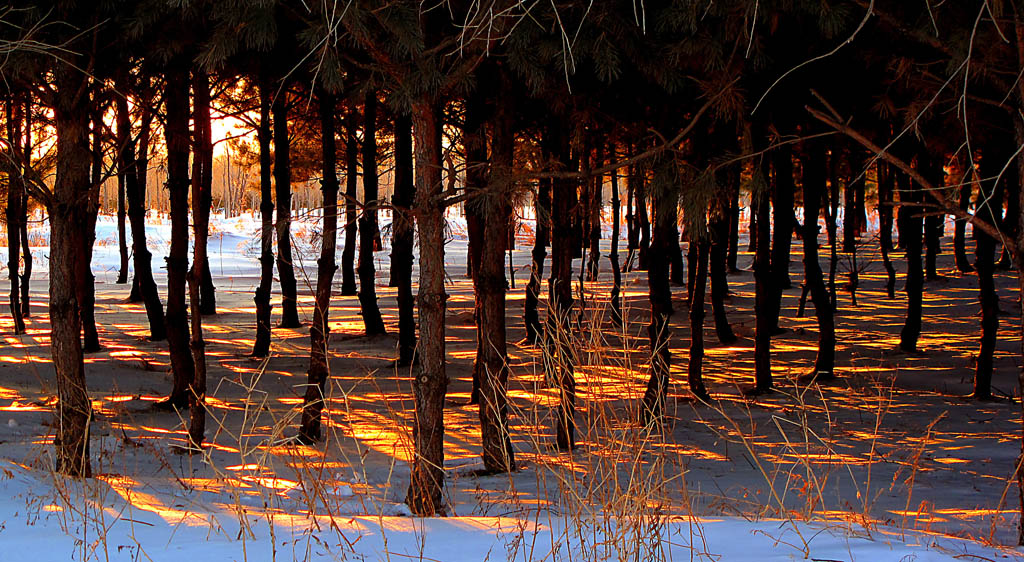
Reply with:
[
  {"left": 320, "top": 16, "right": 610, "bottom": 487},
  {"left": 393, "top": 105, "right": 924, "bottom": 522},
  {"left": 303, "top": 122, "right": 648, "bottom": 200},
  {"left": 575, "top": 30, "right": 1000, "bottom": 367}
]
[{"left": 0, "top": 209, "right": 1020, "bottom": 561}]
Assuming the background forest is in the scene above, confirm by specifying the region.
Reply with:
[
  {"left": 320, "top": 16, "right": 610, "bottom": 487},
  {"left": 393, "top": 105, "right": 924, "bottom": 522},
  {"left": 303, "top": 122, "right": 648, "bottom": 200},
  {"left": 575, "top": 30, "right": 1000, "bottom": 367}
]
[{"left": 2, "top": 1, "right": 1024, "bottom": 560}]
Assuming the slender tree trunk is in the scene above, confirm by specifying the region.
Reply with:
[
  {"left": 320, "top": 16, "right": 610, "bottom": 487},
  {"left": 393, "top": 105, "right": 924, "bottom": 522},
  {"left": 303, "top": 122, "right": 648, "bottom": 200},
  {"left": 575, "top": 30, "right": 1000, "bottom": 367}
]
[
  {"left": 609, "top": 149, "right": 623, "bottom": 326},
  {"left": 116, "top": 139, "right": 129, "bottom": 284},
  {"left": 752, "top": 161, "right": 773, "bottom": 393},
  {"left": 670, "top": 226, "right": 685, "bottom": 286},
  {"left": 163, "top": 61, "right": 194, "bottom": 408},
  {"left": 392, "top": 113, "right": 417, "bottom": 366},
  {"left": 899, "top": 168, "right": 924, "bottom": 353},
  {"left": 637, "top": 165, "right": 650, "bottom": 270},
  {"left": 251, "top": 76, "right": 274, "bottom": 356},
  {"left": 642, "top": 182, "right": 680, "bottom": 419},
  {"left": 827, "top": 147, "right": 840, "bottom": 309},
  {"left": 51, "top": 62, "right": 92, "bottom": 477},
  {"left": 925, "top": 214, "right": 944, "bottom": 280},
  {"left": 728, "top": 179, "right": 741, "bottom": 273},
  {"left": 688, "top": 237, "right": 710, "bottom": 401},
  {"left": 625, "top": 150, "right": 637, "bottom": 271},
  {"left": 274, "top": 87, "right": 301, "bottom": 328},
  {"left": 954, "top": 180, "right": 974, "bottom": 273},
  {"left": 118, "top": 77, "right": 164, "bottom": 340},
  {"left": 405, "top": 101, "right": 448, "bottom": 516},
  {"left": 19, "top": 99, "right": 31, "bottom": 318},
  {"left": 801, "top": 140, "right": 836, "bottom": 380},
  {"left": 709, "top": 185, "right": 736, "bottom": 344},
  {"left": 477, "top": 86, "right": 515, "bottom": 474},
  {"left": 186, "top": 69, "right": 212, "bottom": 449},
  {"left": 878, "top": 161, "right": 898, "bottom": 299},
  {"left": 586, "top": 146, "right": 601, "bottom": 282},
  {"left": 748, "top": 191, "right": 758, "bottom": 253},
  {"left": 78, "top": 105, "right": 102, "bottom": 353},
  {"left": 358, "top": 91, "right": 387, "bottom": 335},
  {"left": 1000, "top": 171, "right": 1019, "bottom": 270},
  {"left": 547, "top": 124, "right": 577, "bottom": 450},
  {"left": 465, "top": 91, "right": 488, "bottom": 405},
  {"left": 340, "top": 110, "right": 359, "bottom": 296},
  {"left": 525, "top": 174, "right": 550, "bottom": 343},
  {"left": 299, "top": 91, "right": 341, "bottom": 443},
  {"left": 771, "top": 144, "right": 795, "bottom": 294},
  {"left": 6, "top": 99, "right": 25, "bottom": 334},
  {"left": 974, "top": 214, "right": 998, "bottom": 399}
]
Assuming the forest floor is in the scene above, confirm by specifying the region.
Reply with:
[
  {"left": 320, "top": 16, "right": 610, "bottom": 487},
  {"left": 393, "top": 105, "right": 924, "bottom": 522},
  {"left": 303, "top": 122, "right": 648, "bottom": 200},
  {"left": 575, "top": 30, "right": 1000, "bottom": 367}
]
[{"left": 0, "top": 212, "right": 1022, "bottom": 561}]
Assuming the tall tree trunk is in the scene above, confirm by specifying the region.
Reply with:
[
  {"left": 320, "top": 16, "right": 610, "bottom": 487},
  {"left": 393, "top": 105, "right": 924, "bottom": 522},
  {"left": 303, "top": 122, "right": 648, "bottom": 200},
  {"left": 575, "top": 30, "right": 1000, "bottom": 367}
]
[
  {"left": 6, "top": 99, "right": 25, "bottom": 334},
  {"left": 465, "top": 90, "right": 487, "bottom": 405},
  {"left": 974, "top": 144, "right": 1006, "bottom": 400},
  {"left": 586, "top": 146, "right": 601, "bottom": 283},
  {"left": 547, "top": 124, "right": 577, "bottom": 450},
  {"left": 19, "top": 99, "right": 31, "bottom": 318},
  {"left": 688, "top": 236, "right": 710, "bottom": 401},
  {"left": 477, "top": 86, "right": 515, "bottom": 474},
  {"left": 625, "top": 148, "right": 637, "bottom": 272},
  {"left": 78, "top": 104, "right": 102, "bottom": 353},
  {"left": 878, "top": 161, "right": 898, "bottom": 299},
  {"left": 51, "top": 61, "right": 92, "bottom": 477},
  {"left": 251, "top": 75, "right": 274, "bottom": 356},
  {"left": 274, "top": 87, "right": 301, "bottom": 328},
  {"left": 340, "top": 110, "right": 359, "bottom": 296},
  {"left": 801, "top": 140, "right": 836, "bottom": 381},
  {"left": 954, "top": 180, "right": 974, "bottom": 273},
  {"left": 1000, "top": 170, "right": 1019, "bottom": 269},
  {"left": 299, "top": 91, "right": 340, "bottom": 443},
  {"left": 709, "top": 183, "right": 736, "bottom": 344},
  {"left": 752, "top": 160, "right": 773, "bottom": 393},
  {"left": 525, "top": 173, "right": 550, "bottom": 343},
  {"left": 925, "top": 214, "right": 944, "bottom": 280},
  {"left": 609, "top": 149, "right": 623, "bottom": 326},
  {"left": 770, "top": 143, "right": 795, "bottom": 332},
  {"left": 641, "top": 181, "right": 680, "bottom": 419},
  {"left": 118, "top": 76, "right": 164, "bottom": 341},
  {"left": 392, "top": 113, "right": 417, "bottom": 366},
  {"left": 898, "top": 167, "right": 925, "bottom": 353},
  {"left": 162, "top": 61, "right": 194, "bottom": 408},
  {"left": 187, "top": 69, "right": 212, "bottom": 449},
  {"left": 636, "top": 164, "right": 650, "bottom": 270},
  {"left": 727, "top": 176, "right": 741, "bottom": 273},
  {"left": 405, "top": 101, "right": 448, "bottom": 516},
  {"left": 827, "top": 147, "right": 841, "bottom": 309},
  {"left": 116, "top": 136, "right": 129, "bottom": 285},
  {"left": 358, "top": 91, "right": 387, "bottom": 336}
]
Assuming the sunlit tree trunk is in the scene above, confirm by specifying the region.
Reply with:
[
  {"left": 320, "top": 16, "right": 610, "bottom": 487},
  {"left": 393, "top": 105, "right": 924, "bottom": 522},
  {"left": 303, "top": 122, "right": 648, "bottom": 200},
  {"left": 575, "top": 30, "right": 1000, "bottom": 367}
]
[
  {"left": 358, "top": 91, "right": 387, "bottom": 336},
  {"left": 51, "top": 60, "right": 92, "bottom": 477},
  {"left": 299, "top": 91, "right": 340, "bottom": 443},
  {"left": 274, "top": 87, "right": 301, "bottom": 328},
  {"left": 251, "top": 75, "right": 274, "bottom": 356},
  {"left": 340, "top": 110, "right": 359, "bottom": 297},
  {"left": 163, "top": 60, "right": 195, "bottom": 408},
  {"left": 186, "top": 69, "right": 212, "bottom": 449},
  {"left": 6, "top": 99, "right": 25, "bottom": 334},
  {"left": 801, "top": 139, "right": 835, "bottom": 381},
  {"left": 392, "top": 113, "right": 417, "bottom": 366},
  {"left": 405, "top": 101, "right": 448, "bottom": 516}
]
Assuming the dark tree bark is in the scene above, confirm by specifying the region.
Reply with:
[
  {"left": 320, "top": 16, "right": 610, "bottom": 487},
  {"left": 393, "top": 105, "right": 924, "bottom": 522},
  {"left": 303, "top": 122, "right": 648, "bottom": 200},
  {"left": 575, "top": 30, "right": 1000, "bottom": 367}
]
[
  {"left": 800, "top": 140, "right": 836, "bottom": 381},
  {"left": 999, "top": 169, "right": 1019, "bottom": 270},
  {"left": 954, "top": 180, "right": 974, "bottom": 273},
  {"left": 19, "top": 183, "right": 30, "bottom": 319},
  {"left": 752, "top": 160, "right": 774, "bottom": 393},
  {"left": 274, "top": 87, "right": 301, "bottom": 328},
  {"left": 609, "top": 149, "right": 623, "bottom": 326},
  {"left": 877, "top": 161, "right": 898, "bottom": 299},
  {"left": 299, "top": 91, "right": 341, "bottom": 443},
  {"left": 51, "top": 60, "right": 93, "bottom": 477},
  {"left": 78, "top": 104, "right": 102, "bottom": 353},
  {"left": 465, "top": 90, "right": 488, "bottom": 405},
  {"left": 546, "top": 124, "right": 577, "bottom": 450},
  {"left": 392, "top": 113, "right": 417, "bottom": 366},
  {"left": 251, "top": 75, "right": 275, "bottom": 356},
  {"left": 688, "top": 237, "right": 711, "bottom": 401},
  {"left": 405, "top": 101, "right": 448, "bottom": 516},
  {"left": 898, "top": 167, "right": 925, "bottom": 353},
  {"left": 525, "top": 173, "right": 550, "bottom": 343},
  {"left": 586, "top": 145, "right": 601, "bottom": 282},
  {"left": 162, "top": 60, "right": 195, "bottom": 408},
  {"left": 925, "top": 213, "right": 944, "bottom": 280},
  {"left": 843, "top": 150, "right": 860, "bottom": 254},
  {"left": 975, "top": 145, "right": 1005, "bottom": 399},
  {"left": 709, "top": 181, "right": 736, "bottom": 344},
  {"left": 642, "top": 180, "right": 682, "bottom": 419},
  {"left": 625, "top": 148, "right": 638, "bottom": 271},
  {"left": 116, "top": 130, "right": 129, "bottom": 285},
  {"left": 636, "top": 164, "right": 650, "bottom": 270},
  {"left": 727, "top": 178, "right": 741, "bottom": 273},
  {"left": 358, "top": 91, "right": 387, "bottom": 336},
  {"left": 670, "top": 226, "right": 686, "bottom": 286},
  {"left": 826, "top": 147, "right": 841, "bottom": 309},
  {"left": 6, "top": 99, "right": 25, "bottom": 334},
  {"left": 186, "top": 69, "right": 212, "bottom": 450},
  {"left": 340, "top": 109, "right": 359, "bottom": 296},
  {"left": 476, "top": 86, "right": 515, "bottom": 474},
  {"left": 771, "top": 144, "right": 795, "bottom": 294},
  {"left": 117, "top": 74, "right": 164, "bottom": 341}
]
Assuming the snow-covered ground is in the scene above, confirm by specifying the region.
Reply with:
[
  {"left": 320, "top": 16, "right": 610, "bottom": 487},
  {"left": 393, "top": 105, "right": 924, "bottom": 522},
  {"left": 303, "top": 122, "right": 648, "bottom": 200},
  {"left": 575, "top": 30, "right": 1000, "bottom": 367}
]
[{"left": 0, "top": 209, "right": 1020, "bottom": 561}]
